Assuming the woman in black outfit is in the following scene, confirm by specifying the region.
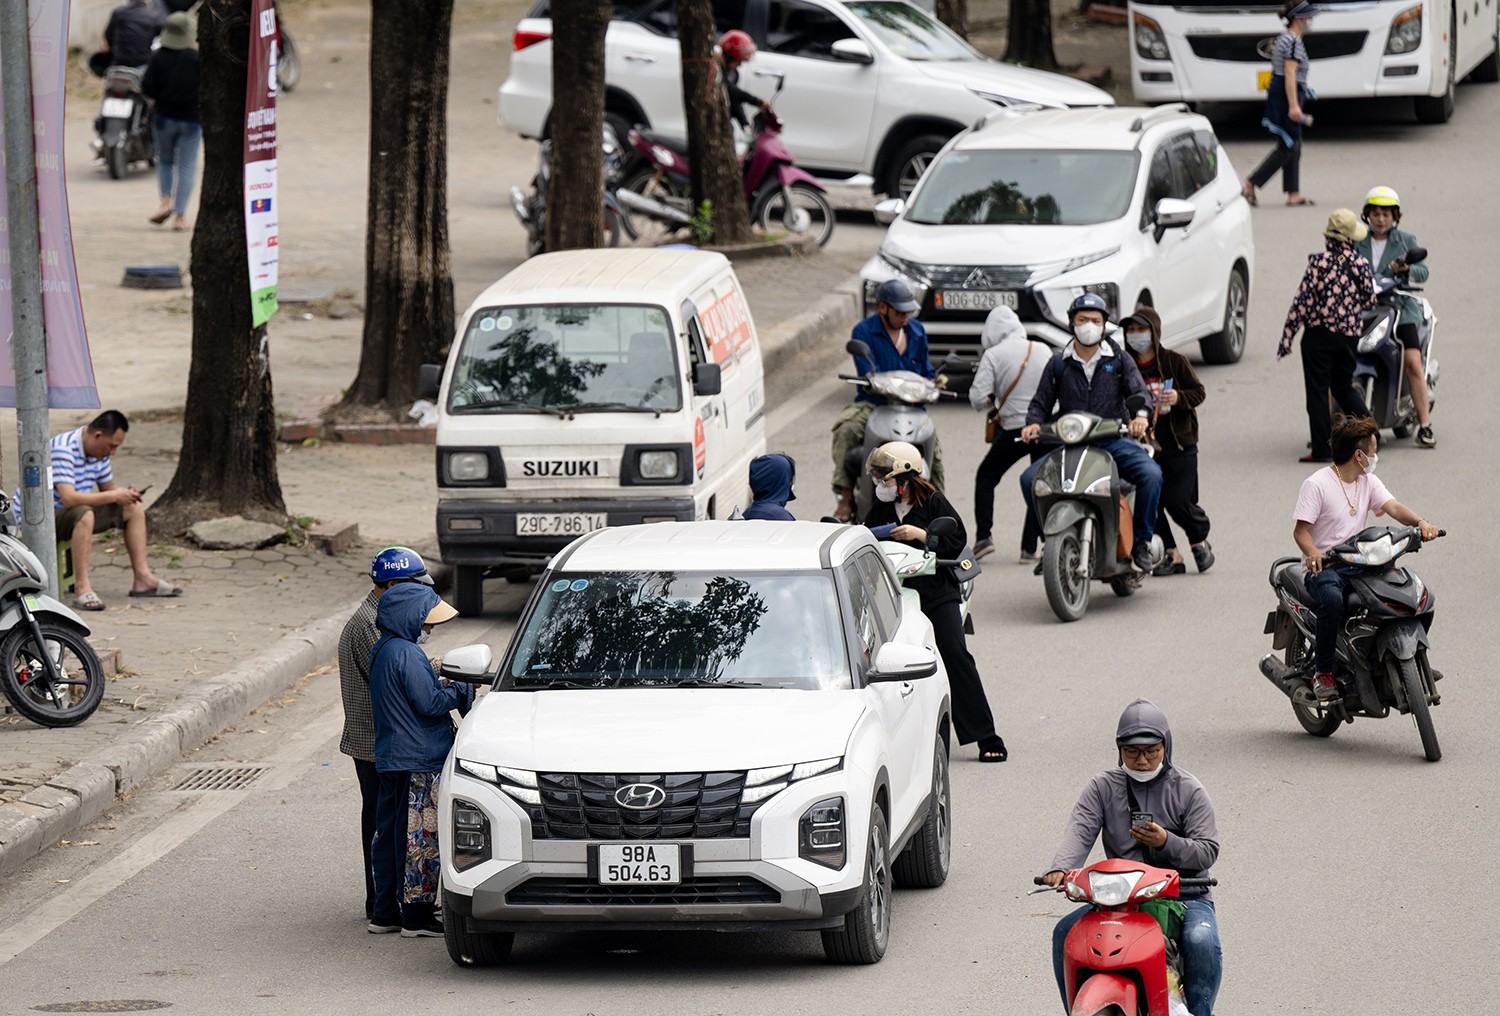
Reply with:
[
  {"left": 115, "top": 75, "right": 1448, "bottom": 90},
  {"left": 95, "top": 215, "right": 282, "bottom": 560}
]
[{"left": 862, "top": 441, "right": 1007, "bottom": 763}]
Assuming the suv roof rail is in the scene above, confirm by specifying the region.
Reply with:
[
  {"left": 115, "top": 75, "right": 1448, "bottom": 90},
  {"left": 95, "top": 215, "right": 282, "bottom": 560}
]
[{"left": 1128, "top": 103, "right": 1192, "bottom": 133}]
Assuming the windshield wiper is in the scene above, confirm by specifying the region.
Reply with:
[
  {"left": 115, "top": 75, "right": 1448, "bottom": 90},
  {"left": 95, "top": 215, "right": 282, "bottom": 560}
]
[
  {"left": 562, "top": 401, "right": 664, "bottom": 418},
  {"left": 663, "top": 679, "right": 760, "bottom": 689},
  {"left": 453, "top": 397, "right": 571, "bottom": 418}
]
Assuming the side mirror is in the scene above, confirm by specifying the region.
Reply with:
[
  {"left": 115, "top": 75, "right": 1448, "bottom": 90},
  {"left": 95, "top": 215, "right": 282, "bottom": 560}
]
[
  {"left": 1125, "top": 393, "right": 1148, "bottom": 416},
  {"left": 846, "top": 338, "right": 873, "bottom": 359},
  {"left": 440, "top": 644, "right": 494, "bottom": 684},
  {"left": 1152, "top": 198, "right": 1195, "bottom": 242},
  {"left": 418, "top": 363, "right": 444, "bottom": 400},
  {"left": 830, "top": 37, "right": 875, "bottom": 65},
  {"left": 868, "top": 643, "right": 939, "bottom": 682},
  {"left": 692, "top": 362, "right": 722, "bottom": 396},
  {"left": 1404, "top": 245, "right": 1427, "bottom": 265},
  {"left": 873, "top": 198, "right": 905, "bottom": 226},
  {"left": 926, "top": 516, "right": 957, "bottom": 549}
]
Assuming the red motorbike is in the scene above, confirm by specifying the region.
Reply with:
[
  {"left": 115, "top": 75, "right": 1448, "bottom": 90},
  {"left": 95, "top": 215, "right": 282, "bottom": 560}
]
[
  {"left": 613, "top": 73, "right": 834, "bottom": 247},
  {"left": 1032, "top": 858, "right": 1215, "bottom": 1016}
]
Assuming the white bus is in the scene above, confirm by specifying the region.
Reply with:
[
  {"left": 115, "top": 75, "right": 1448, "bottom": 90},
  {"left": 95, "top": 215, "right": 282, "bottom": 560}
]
[{"left": 1128, "top": 0, "right": 1499, "bottom": 122}]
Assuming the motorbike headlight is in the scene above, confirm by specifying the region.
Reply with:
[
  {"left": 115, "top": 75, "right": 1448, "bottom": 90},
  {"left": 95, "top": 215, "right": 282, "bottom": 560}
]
[
  {"left": 1358, "top": 317, "right": 1392, "bottom": 354},
  {"left": 1087, "top": 869, "right": 1144, "bottom": 906},
  {"left": 1385, "top": 4, "right": 1423, "bottom": 54},
  {"left": 1136, "top": 878, "right": 1170, "bottom": 900},
  {"left": 1056, "top": 413, "right": 1092, "bottom": 444},
  {"left": 1032, "top": 474, "right": 1054, "bottom": 498},
  {"left": 1352, "top": 534, "right": 1407, "bottom": 566}
]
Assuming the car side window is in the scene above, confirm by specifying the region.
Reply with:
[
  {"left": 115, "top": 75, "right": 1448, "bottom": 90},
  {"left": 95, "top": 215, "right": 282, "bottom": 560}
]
[
  {"left": 637, "top": 0, "right": 748, "bottom": 37},
  {"left": 638, "top": 0, "right": 677, "bottom": 35},
  {"left": 1167, "top": 135, "right": 1210, "bottom": 196},
  {"left": 1193, "top": 129, "right": 1221, "bottom": 185},
  {"left": 841, "top": 562, "right": 882, "bottom": 671},
  {"left": 713, "top": 0, "right": 749, "bottom": 34},
  {"left": 1142, "top": 146, "right": 1174, "bottom": 226},
  {"left": 853, "top": 551, "right": 900, "bottom": 640},
  {"left": 765, "top": 0, "right": 855, "bottom": 59}
]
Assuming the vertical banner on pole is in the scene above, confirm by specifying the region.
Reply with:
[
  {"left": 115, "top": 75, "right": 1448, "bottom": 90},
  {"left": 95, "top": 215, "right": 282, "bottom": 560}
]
[
  {"left": 0, "top": 0, "right": 100, "bottom": 408},
  {"left": 245, "top": 0, "right": 279, "bottom": 326}
]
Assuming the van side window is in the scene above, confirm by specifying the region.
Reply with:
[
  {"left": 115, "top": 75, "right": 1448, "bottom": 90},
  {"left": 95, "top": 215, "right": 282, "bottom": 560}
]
[
  {"left": 686, "top": 318, "right": 708, "bottom": 369},
  {"left": 853, "top": 550, "right": 900, "bottom": 638}
]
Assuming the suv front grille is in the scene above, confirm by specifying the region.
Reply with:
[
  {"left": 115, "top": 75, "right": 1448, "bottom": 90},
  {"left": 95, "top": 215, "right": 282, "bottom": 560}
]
[
  {"left": 506, "top": 876, "right": 780, "bottom": 907},
  {"left": 523, "top": 772, "right": 763, "bottom": 840},
  {"left": 915, "top": 263, "right": 1033, "bottom": 289}
]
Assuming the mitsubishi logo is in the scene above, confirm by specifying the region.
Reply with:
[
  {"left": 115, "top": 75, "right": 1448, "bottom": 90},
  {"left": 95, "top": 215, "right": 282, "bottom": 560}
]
[
  {"left": 615, "top": 783, "right": 667, "bottom": 810},
  {"left": 963, "top": 267, "right": 991, "bottom": 289}
]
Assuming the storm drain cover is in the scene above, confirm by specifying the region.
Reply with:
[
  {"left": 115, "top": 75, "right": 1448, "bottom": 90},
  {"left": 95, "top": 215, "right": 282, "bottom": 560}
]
[
  {"left": 31, "top": 1003, "right": 172, "bottom": 1013},
  {"left": 173, "top": 766, "right": 268, "bottom": 792}
]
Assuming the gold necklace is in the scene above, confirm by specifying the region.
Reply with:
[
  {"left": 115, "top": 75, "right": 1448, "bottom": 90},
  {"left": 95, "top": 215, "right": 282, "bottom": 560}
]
[{"left": 1331, "top": 465, "right": 1358, "bottom": 516}]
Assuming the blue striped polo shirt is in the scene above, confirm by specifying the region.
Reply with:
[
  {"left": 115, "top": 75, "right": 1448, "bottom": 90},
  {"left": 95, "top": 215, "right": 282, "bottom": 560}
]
[{"left": 43, "top": 427, "right": 114, "bottom": 510}]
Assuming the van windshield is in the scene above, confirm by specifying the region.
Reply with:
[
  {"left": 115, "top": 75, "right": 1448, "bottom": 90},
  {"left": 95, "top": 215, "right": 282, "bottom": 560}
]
[
  {"left": 505, "top": 571, "right": 852, "bottom": 691},
  {"left": 449, "top": 303, "right": 683, "bottom": 414}
]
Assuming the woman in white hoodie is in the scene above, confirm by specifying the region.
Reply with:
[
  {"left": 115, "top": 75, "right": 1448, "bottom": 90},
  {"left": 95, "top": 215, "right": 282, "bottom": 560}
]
[{"left": 969, "top": 306, "right": 1049, "bottom": 561}]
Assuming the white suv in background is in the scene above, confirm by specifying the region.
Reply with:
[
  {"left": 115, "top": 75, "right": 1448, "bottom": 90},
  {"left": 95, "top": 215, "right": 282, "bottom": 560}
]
[
  {"left": 499, "top": 0, "right": 1114, "bottom": 197},
  {"left": 436, "top": 521, "right": 953, "bottom": 966},
  {"left": 859, "top": 105, "right": 1254, "bottom": 365}
]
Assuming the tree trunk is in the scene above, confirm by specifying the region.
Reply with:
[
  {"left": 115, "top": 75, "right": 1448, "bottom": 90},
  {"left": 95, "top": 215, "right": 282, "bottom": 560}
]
[
  {"left": 677, "top": 0, "right": 752, "bottom": 245},
  {"left": 1005, "top": 0, "right": 1059, "bottom": 70},
  {"left": 545, "top": 0, "right": 609, "bottom": 252},
  {"left": 147, "top": 0, "right": 286, "bottom": 538},
  {"left": 335, "top": 0, "right": 455, "bottom": 418},
  {"left": 935, "top": 0, "right": 969, "bottom": 39}
]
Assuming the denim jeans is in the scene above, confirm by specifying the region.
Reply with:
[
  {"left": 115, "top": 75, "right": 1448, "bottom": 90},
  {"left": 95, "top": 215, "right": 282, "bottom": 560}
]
[
  {"left": 1305, "top": 565, "right": 1359, "bottom": 672},
  {"left": 152, "top": 115, "right": 201, "bottom": 214},
  {"left": 1021, "top": 437, "right": 1162, "bottom": 543},
  {"left": 1052, "top": 898, "right": 1222, "bottom": 1015}
]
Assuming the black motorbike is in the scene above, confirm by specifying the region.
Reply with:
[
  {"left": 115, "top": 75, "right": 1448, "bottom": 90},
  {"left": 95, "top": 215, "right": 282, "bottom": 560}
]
[
  {"left": 1259, "top": 525, "right": 1445, "bottom": 761},
  {"left": 510, "top": 124, "right": 625, "bottom": 257},
  {"left": 1029, "top": 395, "right": 1161, "bottom": 622},
  {"left": 1354, "top": 246, "right": 1438, "bottom": 438},
  {"left": 89, "top": 61, "right": 155, "bottom": 180}
]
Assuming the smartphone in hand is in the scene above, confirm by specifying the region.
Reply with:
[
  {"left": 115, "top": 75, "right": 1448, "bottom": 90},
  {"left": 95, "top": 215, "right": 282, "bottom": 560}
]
[{"left": 1130, "top": 811, "right": 1154, "bottom": 829}]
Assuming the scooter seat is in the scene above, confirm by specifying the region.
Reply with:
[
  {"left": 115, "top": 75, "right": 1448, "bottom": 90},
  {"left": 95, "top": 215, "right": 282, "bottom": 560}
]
[
  {"left": 1276, "top": 562, "right": 1360, "bottom": 609},
  {"left": 637, "top": 129, "right": 687, "bottom": 155}
]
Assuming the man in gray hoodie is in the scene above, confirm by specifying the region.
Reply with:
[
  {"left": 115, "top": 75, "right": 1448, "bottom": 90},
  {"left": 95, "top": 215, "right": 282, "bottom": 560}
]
[{"left": 1041, "top": 699, "right": 1222, "bottom": 1015}]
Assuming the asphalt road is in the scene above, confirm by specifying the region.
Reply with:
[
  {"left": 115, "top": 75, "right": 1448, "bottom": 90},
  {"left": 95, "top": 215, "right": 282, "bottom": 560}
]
[{"left": 2, "top": 80, "right": 1497, "bottom": 1016}]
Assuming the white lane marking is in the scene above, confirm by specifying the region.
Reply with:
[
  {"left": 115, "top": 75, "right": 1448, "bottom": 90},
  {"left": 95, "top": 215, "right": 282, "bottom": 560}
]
[{"left": 0, "top": 706, "right": 345, "bottom": 967}]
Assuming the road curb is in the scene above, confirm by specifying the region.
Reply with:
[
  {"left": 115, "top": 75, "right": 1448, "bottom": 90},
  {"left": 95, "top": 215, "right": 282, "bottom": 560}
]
[
  {"left": 758, "top": 273, "right": 864, "bottom": 378},
  {"left": 0, "top": 597, "right": 365, "bottom": 877}
]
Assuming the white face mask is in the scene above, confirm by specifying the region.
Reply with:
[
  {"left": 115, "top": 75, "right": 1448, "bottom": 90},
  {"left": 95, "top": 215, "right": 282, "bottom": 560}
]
[
  {"left": 1123, "top": 761, "right": 1164, "bottom": 782},
  {"left": 416, "top": 631, "right": 432, "bottom": 645},
  {"left": 1074, "top": 323, "right": 1104, "bottom": 347},
  {"left": 874, "top": 480, "right": 899, "bottom": 503},
  {"left": 1360, "top": 450, "right": 1378, "bottom": 475},
  {"left": 1125, "top": 330, "right": 1153, "bottom": 353}
]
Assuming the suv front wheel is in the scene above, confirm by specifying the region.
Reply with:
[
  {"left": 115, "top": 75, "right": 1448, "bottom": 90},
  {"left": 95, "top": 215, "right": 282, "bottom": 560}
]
[
  {"left": 821, "top": 803, "right": 893, "bottom": 964},
  {"left": 443, "top": 888, "right": 515, "bottom": 966},
  {"left": 884, "top": 134, "right": 948, "bottom": 199}
]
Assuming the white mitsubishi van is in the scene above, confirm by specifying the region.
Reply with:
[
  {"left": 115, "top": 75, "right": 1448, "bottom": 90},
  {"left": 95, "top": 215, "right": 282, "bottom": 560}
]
[{"left": 424, "top": 249, "right": 767, "bottom": 615}]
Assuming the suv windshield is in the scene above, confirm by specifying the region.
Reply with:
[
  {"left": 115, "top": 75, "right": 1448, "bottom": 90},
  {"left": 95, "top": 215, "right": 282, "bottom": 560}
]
[
  {"left": 906, "top": 150, "right": 1139, "bottom": 225},
  {"left": 448, "top": 304, "right": 683, "bottom": 413},
  {"left": 506, "top": 571, "right": 851, "bottom": 690},
  {"left": 844, "top": 1, "right": 978, "bottom": 61}
]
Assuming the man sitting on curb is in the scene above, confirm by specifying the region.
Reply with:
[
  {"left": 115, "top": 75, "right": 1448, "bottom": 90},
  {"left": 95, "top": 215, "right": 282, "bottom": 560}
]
[{"left": 32, "top": 410, "right": 181, "bottom": 610}]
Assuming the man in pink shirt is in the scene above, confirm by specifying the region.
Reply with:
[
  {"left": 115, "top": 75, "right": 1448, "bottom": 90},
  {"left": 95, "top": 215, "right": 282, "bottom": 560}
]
[{"left": 1293, "top": 415, "right": 1439, "bottom": 700}]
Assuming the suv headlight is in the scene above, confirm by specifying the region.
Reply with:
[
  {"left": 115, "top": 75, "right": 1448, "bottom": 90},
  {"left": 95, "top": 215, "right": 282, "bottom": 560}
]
[
  {"left": 1385, "top": 4, "right": 1423, "bottom": 54},
  {"left": 451, "top": 800, "right": 491, "bottom": 871},
  {"left": 799, "top": 797, "right": 846, "bottom": 869},
  {"left": 457, "top": 759, "right": 540, "bottom": 805},
  {"left": 1133, "top": 13, "right": 1170, "bottom": 61},
  {"left": 744, "top": 756, "right": 843, "bottom": 804}
]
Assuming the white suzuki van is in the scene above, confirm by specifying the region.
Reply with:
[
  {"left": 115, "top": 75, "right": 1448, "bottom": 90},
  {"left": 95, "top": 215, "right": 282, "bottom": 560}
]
[{"left": 423, "top": 249, "right": 767, "bottom": 615}]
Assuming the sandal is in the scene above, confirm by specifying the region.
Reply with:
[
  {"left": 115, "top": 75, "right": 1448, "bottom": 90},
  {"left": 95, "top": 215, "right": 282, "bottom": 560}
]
[
  {"left": 1241, "top": 181, "right": 1258, "bottom": 206},
  {"left": 129, "top": 578, "right": 184, "bottom": 597},
  {"left": 73, "top": 591, "right": 106, "bottom": 611},
  {"left": 978, "top": 740, "right": 1008, "bottom": 763},
  {"left": 1286, "top": 197, "right": 1316, "bottom": 206},
  {"left": 149, "top": 208, "right": 171, "bottom": 225}
]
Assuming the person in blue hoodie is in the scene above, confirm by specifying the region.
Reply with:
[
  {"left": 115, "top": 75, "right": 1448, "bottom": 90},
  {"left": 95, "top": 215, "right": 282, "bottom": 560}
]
[
  {"left": 742, "top": 453, "right": 797, "bottom": 521},
  {"left": 366, "top": 582, "right": 472, "bottom": 938}
]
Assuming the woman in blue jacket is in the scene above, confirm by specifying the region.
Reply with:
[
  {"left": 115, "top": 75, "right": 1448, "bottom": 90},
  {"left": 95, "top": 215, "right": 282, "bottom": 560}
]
[
  {"left": 1355, "top": 186, "right": 1435, "bottom": 447},
  {"left": 367, "top": 582, "right": 472, "bottom": 938}
]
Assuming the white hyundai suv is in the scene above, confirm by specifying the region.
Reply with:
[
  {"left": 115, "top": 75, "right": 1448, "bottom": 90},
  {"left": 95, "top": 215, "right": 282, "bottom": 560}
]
[
  {"left": 859, "top": 105, "right": 1255, "bottom": 365},
  {"left": 499, "top": 0, "right": 1114, "bottom": 197},
  {"left": 436, "top": 520, "right": 953, "bottom": 966}
]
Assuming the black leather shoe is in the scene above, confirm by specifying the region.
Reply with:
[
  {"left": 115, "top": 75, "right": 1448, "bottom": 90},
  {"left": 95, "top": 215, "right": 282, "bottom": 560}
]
[{"left": 1192, "top": 541, "right": 1215, "bottom": 573}]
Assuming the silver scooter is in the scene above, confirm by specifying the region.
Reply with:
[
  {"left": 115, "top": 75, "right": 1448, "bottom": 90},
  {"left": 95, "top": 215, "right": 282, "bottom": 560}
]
[{"left": 0, "top": 496, "right": 105, "bottom": 727}]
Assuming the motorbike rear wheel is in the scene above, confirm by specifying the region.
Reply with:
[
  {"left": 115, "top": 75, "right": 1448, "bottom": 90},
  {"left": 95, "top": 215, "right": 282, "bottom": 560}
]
[
  {"left": 616, "top": 166, "right": 689, "bottom": 243},
  {"left": 106, "top": 142, "right": 127, "bottom": 180},
  {"left": 1043, "top": 527, "right": 1090, "bottom": 623},
  {"left": 0, "top": 622, "right": 106, "bottom": 728},
  {"left": 1286, "top": 631, "right": 1340, "bottom": 736},
  {"left": 752, "top": 182, "right": 835, "bottom": 247},
  {"left": 1392, "top": 656, "right": 1441, "bottom": 762},
  {"left": 1108, "top": 575, "right": 1139, "bottom": 598}
]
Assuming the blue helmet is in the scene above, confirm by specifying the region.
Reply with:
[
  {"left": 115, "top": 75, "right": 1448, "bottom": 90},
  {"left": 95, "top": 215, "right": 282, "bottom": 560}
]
[
  {"left": 370, "top": 546, "right": 434, "bottom": 586},
  {"left": 1067, "top": 292, "right": 1111, "bottom": 324}
]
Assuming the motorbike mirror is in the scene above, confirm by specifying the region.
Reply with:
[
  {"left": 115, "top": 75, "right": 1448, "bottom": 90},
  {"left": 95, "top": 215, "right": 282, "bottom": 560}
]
[
  {"left": 1125, "top": 394, "right": 1148, "bottom": 415},
  {"left": 830, "top": 38, "right": 875, "bottom": 65},
  {"left": 926, "top": 516, "right": 957, "bottom": 549},
  {"left": 418, "top": 363, "right": 444, "bottom": 400},
  {"left": 1403, "top": 246, "right": 1427, "bottom": 265},
  {"left": 87, "top": 50, "right": 109, "bottom": 78},
  {"left": 846, "top": 338, "right": 873, "bottom": 359}
]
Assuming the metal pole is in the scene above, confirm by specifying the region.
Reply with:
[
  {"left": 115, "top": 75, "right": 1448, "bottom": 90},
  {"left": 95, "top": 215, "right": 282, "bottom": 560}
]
[{"left": 1, "top": 3, "right": 59, "bottom": 598}]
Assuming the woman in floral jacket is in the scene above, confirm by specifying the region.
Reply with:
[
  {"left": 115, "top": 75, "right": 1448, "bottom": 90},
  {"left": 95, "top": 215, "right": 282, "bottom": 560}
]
[{"left": 1278, "top": 209, "right": 1375, "bottom": 462}]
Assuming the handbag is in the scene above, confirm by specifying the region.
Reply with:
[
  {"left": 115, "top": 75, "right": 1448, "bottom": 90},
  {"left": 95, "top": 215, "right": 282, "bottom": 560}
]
[{"left": 984, "top": 341, "right": 1034, "bottom": 443}]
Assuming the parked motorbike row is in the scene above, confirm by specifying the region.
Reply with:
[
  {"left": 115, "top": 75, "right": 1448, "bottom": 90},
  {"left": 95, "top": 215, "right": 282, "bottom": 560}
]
[{"left": 511, "top": 73, "right": 834, "bottom": 255}]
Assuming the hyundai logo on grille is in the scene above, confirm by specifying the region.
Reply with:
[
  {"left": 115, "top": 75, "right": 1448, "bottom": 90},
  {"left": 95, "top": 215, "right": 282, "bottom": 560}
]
[
  {"left": 963, "top": 267, "right": 992, "bottom": 289},
  {"left": 614, "top": 783, "right": 667, "bottom": 810}
]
